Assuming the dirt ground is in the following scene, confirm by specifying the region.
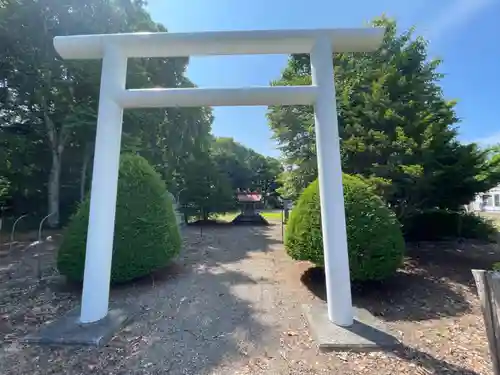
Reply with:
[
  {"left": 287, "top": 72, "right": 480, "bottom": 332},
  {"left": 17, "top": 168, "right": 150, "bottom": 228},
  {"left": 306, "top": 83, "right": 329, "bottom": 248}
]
[{"left": 0, "top": 221, "right": 498, "bottom": 374}]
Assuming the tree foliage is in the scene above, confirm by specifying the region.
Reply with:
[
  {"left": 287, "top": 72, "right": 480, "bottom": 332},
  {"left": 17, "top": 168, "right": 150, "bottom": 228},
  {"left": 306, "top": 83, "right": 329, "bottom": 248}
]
[
  {"left": 268, "top": 17, "right": 500, "bottom": 220},
  {"left": 0, "top": 0, "right": 279, "bottom": 228},
  {"left": 179, "top": 151, "right": 235, "bottom": 221},
  {"left": 0, "top": 176, "right": 10, "bottom": 209},
  {"left": 211, "top": 137, "right": 282, "bottom": 193},
  {"left": 403, "top": 209, "right": 496, "bottom": 241},
  {"left": 0, "top": 0, "right": 213, "bottom": 227},
  {"left": 178, "top": 138, "right": 282, "bottom": 220},
  {"left": 210, "top": 137, "right": 283, "bottom": 210}
]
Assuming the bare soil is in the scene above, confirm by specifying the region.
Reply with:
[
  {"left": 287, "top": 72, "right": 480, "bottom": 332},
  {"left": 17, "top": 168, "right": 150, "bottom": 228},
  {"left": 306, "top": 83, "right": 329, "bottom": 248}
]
[{"left": 0, "top": 222, "right": 498, "bottom": 374}]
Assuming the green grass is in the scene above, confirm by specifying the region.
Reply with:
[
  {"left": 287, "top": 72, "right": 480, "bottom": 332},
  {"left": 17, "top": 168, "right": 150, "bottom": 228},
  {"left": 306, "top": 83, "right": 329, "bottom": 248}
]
[{"left": 216, "top": 210, "right": 283, "bottom": 223}]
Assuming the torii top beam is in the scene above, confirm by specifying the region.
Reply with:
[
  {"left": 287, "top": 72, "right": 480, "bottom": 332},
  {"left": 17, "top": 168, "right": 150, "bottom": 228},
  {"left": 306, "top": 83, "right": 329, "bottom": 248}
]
[{"left": 54, "top": 28, "right": 383, "bottom": 59}]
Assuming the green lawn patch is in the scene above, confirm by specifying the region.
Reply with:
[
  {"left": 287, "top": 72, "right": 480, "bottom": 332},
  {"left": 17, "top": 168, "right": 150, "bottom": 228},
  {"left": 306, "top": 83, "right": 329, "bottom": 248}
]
[{"left": 216, "top": 210, "right": 283, "bottom": 223}]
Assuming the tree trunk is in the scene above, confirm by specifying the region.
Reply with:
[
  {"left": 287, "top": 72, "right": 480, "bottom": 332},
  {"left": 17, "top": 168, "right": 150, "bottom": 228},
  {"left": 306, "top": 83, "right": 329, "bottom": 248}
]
[
  {"left": 47, "top": 150, "right": 61, "bottom": 228},
  {"left": 80, "top": 143, "right": 92, "bottom": 201}
]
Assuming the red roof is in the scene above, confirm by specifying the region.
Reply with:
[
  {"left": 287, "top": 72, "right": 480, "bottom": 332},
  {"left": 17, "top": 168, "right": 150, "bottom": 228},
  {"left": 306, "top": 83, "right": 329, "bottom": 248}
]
[{"left": 236, "top": 193, "right": 262, "bottom": 202}]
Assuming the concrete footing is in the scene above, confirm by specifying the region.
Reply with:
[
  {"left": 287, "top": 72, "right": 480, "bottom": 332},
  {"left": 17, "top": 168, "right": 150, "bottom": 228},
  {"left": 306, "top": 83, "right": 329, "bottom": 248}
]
[
  {"left": 23, "top": 307, "right": 130, "bottom": 347},
  {"left": 303, "top": 303, "right": 400, "bottom": 351}
]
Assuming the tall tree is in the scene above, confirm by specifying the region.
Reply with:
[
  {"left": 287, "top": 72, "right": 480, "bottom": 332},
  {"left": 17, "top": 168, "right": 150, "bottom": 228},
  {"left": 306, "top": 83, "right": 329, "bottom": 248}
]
[
  {"left": 211, "top": 137, "right": 282, "bottom": 194},
  {"left": 268, "top": 17, "right": 500, "bottom": 218},
  {"left": 1, "top": 0, "right": 116, "bottom": 226},
  {"left": 0, "top": 0, "right": 213, "bottom": 227},
  {"left": 179, "top": 152, "right": 234, "bottom": 221}
]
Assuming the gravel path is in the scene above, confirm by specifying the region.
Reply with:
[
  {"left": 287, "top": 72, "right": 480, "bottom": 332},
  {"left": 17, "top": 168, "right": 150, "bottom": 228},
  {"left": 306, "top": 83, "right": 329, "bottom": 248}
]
[
  {"left": 0, "top": 222, "right": 494, "bottom": 374},
  {"left": 1, "top": 223, "right": 322, "bottom": 374}
]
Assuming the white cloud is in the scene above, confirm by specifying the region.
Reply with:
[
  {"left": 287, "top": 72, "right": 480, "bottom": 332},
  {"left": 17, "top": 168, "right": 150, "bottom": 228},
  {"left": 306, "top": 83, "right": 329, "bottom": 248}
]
[
  {"left": 424, "top": 0, "right": 495, "bottom": 42},
  {"left": 466, "top": 131, "right": 500, "bottom": 147}
]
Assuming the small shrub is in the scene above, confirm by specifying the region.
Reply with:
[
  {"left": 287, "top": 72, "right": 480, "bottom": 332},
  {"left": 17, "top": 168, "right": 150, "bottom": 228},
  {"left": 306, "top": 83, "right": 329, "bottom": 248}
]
[
  {"left": 402, "top": 209, "right": 497, "bottom": 241},
  {"left": 58, "top": 153, "right": 181, "bottom": 284},
  {"left": 285, "top": 175, "right": 405, "bottom": 282}
]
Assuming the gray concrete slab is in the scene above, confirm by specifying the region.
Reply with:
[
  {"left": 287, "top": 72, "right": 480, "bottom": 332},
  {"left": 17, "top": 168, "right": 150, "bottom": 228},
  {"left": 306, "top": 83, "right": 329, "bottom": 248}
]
[
  {"left": 303, "top": 303, "right": 400, "bottom": 351},
  {"left": 22, "top": 307, "right": 131, "bottom": 347}
]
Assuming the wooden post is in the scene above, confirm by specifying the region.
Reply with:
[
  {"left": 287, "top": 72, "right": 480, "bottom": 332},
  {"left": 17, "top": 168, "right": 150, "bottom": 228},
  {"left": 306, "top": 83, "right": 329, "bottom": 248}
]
[{"left": 472, "top": 269, "right": 500, "bottom": 375}]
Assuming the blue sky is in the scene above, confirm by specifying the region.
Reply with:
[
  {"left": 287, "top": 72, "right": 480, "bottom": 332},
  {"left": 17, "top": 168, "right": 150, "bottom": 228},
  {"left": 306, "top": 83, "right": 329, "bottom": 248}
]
[{"left": 147, "top": 0, "right": 500, "bottom": 157}]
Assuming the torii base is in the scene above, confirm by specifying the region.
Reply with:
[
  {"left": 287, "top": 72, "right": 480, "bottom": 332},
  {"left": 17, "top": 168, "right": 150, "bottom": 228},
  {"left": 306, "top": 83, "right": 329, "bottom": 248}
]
[
  {"left": 22, "top": 306, "right": 131, "bottom": 347},
  {"left": 303, "top": 303, "right": 400, "bottom": 351}
]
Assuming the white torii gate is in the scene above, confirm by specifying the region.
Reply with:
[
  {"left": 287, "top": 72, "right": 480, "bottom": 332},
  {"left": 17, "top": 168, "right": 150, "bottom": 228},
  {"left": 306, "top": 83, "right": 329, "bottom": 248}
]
[{"left": 54, "top": 28, "right": 383, "bottom": 327}]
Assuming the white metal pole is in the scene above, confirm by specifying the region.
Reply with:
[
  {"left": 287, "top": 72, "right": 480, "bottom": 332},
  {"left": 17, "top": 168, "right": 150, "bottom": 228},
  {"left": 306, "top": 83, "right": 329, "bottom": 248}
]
[
  {"left": 310, "top": 36, "right": 353, "bottom": 326},
  {"left": 80, "top": 46, "right": 127, "bottom": 323}
]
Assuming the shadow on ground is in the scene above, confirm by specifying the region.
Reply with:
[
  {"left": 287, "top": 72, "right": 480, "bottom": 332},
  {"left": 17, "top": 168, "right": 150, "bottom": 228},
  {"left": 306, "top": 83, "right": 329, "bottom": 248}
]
[
  {"left": 407, "top": 241, "right": 500, "bottom": 289},
  {"left": 390, "top": 345, "right": 483, "bottom": 375},
  {"left": 111, "top": 225, "right": 283, "bottom": 373},
  {"left": 301, "top": 263, "right": 471, "bottom": 321},
  {"left": 0, "top": 224, "right": 282, "bottom": 375},
  {"left": 179, "top": 225, "right": 283, "bottom": 265},
  {"left": 299, "top": 239, "right": 500, "bottom": 322}
]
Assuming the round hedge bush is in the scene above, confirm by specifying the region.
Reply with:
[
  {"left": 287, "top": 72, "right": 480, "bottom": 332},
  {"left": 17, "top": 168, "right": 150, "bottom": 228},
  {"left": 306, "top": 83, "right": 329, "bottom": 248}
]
[
  {"left": 57, "top": 153, "right": 182, "bottom": 284},
  {"left": 285, "top": 174, "right": 405, "bottom": 282}
]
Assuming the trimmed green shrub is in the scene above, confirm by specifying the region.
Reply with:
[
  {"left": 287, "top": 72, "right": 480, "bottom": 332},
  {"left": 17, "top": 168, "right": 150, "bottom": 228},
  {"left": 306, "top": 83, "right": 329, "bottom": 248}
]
[
  {"left": 285, "top": 174, "right": 405, "bottom": 282},
  {"left": 402, "top": 209, "right": 497, "bottom": 241},
  {"left": 58, "top": 153, "right": 182, "bottom": 284}
]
